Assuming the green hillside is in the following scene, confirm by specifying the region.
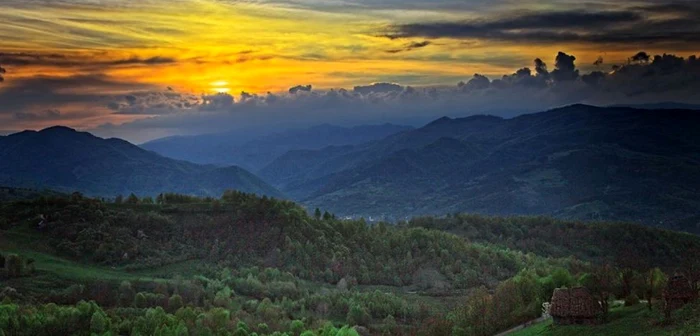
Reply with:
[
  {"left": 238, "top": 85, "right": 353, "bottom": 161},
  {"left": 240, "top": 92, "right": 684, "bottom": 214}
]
[
  {"left": 1, "top": 192, "right": 699, "bottom": 335},
  {"left": 512, "top": 303, "right": 700, "bottom": 336}
]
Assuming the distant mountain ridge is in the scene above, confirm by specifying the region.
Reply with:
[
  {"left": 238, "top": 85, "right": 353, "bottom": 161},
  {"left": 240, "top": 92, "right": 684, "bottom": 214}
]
[
  {"left": 0, "top": 126, "right": 282, "bottom": 198},
  {"left": 141, "top": 123, "right": 413, "bottom": 171},
  {"left": 260, "top": 104, "right": 700, "bottom": 231}
]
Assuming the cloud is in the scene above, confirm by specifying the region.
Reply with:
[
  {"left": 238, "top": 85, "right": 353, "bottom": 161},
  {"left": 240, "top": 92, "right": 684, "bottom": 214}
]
[
  {"left": 201, "top": 93, "right": 235, "bottom": 110},
  {"left": 14, "top": 109, "right": 61, "bottom": 120},
  {"left": 0, "top": 74, "right": 151, "bottom": 113},
  {"left": 87, "top": 50, "right": 700, "bottom": 142},
  {"left": 0, "top": 52, "right": 176, "bottom": 68},
  {"left": 383, "top": 7, "right": 700, "bottom": 48},
  {"left": 4, "top": 49, "right": 700, "bottom": 143},
  {"left": 108, "top": 91, "right": 200, "bottom": 115},
  {"left": 551, "top": 52, "right": 579, "bottom": 82},
  {"left": 631, "top": 52, "right": 651, "bottom": 63},
  {"left": 386, "top": 40, "right": 431, "bottom": 53},
  {"left": 289, "top": 85, "right": 313, "bottom": 94},
  {"left": 593, "top": 56, "right": 604, "bottom": 67},
  {"left": 353, "top": 82, "right": 404, "bottom": 94}
]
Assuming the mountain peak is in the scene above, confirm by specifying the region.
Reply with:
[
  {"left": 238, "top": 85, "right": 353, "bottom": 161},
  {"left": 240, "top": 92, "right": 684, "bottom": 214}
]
[
  {"left": 426, "top": 116, "right": 453, "bottom": 126},
  {"left": 39, "top": 125, "right": 79, "bottom": 133}
]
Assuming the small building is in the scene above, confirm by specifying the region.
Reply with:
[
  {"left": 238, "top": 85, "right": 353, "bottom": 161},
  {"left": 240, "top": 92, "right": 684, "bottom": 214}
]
[
  {"left": 550, "top": 287, "right": 601, "bottom": 325},
  {"left": 664, "top": 275, "right": 695, "bottom": 314}
]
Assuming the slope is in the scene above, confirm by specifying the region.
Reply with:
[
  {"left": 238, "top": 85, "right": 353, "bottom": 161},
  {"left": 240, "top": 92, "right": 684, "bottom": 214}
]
[
  {"left": 260, "top": 105, "right": 700, "bottom": 228},
  {"left": 141, "top": 123, "right": 413, "bottom": 171},
  {"left": 0, "top": 126, "right": 282, "bottom": 198}
]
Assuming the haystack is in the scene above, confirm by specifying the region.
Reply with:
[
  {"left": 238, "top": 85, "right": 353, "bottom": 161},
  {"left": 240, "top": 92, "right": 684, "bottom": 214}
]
[{"left": 550, "top": 287, "right": 601, "bottom": 325}]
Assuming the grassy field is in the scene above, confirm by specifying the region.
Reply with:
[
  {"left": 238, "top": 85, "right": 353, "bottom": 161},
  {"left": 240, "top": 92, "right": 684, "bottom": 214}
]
[{"left": 511, "top": 304, "right": 700, "bottom": 336}]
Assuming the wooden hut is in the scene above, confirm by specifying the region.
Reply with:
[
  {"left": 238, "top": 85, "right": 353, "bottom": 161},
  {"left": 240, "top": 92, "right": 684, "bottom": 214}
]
[
  {"left": 550, "top": 287, "right": 601, "bottom": 325},
  {"left": 664, "top": 275, "right": 694, "bottom": 313}
]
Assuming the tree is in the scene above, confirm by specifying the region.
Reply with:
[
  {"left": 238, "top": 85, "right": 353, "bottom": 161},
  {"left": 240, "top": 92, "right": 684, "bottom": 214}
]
[
  {"left": 645, "top": 268, "right": 667, "bottom": 311},
  {"left": 681, "top": 245, "right": 700, "bottom": 300},
  {"left": 347, "top": 304, "right": 370, "bottom": 326},
  {"left": 290, "top": 320, "right": 304, "bottom": 336},
  {"left": 0, "top": 63, "right": 5, "bottom": 82},
  {"left": 126, "top": 193, "right": 140, "bottom": 204},
  {"left": 114, "top": 195, "right": 124, "bottom": 204},
  {"left": 323, "top": 211, "right": 333, "bottom": 221},
  {"left": 90, "top": 311, "right": 109, "bottom": 334},
  {"left": 168, "top": 294, "right": 183, "bottom": 312},
  {"left": 5, "top": 254, "right": 23, "bottom": 278},
  {"left": 314, "top": 208, "right": 322, "bottom": 220},
  {"left": 581, "top": 264, "right": 619, "bottom": 321},
  {"left": 134, "top": 292, "right": 148, "bottom": 308}
]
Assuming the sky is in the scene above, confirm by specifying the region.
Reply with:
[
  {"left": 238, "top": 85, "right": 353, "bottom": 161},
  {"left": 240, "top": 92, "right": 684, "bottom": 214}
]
[{"left": 1, "top": 0, "right": 699, "bottom": 143}]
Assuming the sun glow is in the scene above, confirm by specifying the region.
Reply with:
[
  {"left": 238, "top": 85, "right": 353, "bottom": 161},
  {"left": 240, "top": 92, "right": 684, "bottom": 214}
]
[{"left": 210, "top": 80, "right": 230, "bottom": 93}]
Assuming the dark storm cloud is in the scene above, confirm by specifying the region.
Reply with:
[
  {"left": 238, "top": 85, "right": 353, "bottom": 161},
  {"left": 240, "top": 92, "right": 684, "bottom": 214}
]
[
  {"left": 0, "top": 53, "right": 176, "bottom": 67},
  {"left": 384, "top": 7, "right": 700, "bottom": 47}
]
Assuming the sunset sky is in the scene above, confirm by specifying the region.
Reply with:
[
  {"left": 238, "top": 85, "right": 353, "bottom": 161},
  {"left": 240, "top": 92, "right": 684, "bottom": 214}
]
[{"left": 1, "top": 0, "right": 699, "bottom": 142}]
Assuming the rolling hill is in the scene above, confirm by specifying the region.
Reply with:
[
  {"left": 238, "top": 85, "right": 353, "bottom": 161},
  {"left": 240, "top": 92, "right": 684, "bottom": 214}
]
[
  {"left": 141, "top": 123, "right": 413, "bottom": 171},
  {"left": 0, "top": 126, "right": 282, "bottom": 198},
  {"left": 260, "top": 105, "right": 700, "bottom": 230}
]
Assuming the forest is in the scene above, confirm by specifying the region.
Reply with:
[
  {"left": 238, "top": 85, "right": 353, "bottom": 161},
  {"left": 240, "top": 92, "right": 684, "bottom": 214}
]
[{"left": 1, "top": 191, "right": 699, "bottom": 335}]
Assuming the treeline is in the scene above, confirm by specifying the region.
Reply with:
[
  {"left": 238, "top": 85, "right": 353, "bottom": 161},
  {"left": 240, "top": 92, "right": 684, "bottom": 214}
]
[
  {"left": 0, "top": 265, "right": 425, "bottom": 335},
  {"left": 423, "top": 263, "right": 695, "bottom": 336},
  {"left": 0, "top": 300, "right": 363, "bottom": 336},
  {"left": 0, "top": 192, "right": 580, "bottom": 290},
  {"left": 408, "top": 214, "right": 700, "bottom": 271},
  {"left": 3, "top": 192, "right": 700, "bottom": 335}
]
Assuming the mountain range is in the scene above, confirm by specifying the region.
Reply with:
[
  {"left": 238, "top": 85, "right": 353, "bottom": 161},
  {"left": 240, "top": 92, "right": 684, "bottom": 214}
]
[
  {"left": 259, "top": 104, "right": 700, "bottom": 231},
  {"left": 1, "top": 105, "right": 699, "bottom": 233},
  {"left": 0, "top": 126, "right": 281, "bottom": 198},
  {"left": 141, "top": 123, "right": 413, "bottom": 171}
]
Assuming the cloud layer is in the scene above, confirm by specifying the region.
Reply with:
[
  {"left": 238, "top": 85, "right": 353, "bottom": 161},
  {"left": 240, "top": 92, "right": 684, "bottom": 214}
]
[
  {"left": 385, "top": 3, "right": 700, "bottom": 48},
  {"left": 84, "top": 50, "right": 700, "bottom": 142},
  {"left": 1, "top": 0, "right": 700, "bottom": 142}
]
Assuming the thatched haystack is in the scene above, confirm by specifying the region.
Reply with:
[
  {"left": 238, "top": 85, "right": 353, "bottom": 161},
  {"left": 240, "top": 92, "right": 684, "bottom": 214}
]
[
  {"left": 550, "top": 287, "right": 601, "bottom": 325},
  {"left": 664, "top": 275, "right": 695, "bottom": 313}
]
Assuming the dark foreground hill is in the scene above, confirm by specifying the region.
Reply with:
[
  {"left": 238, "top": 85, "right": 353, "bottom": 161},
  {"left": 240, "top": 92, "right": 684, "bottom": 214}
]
[
  {"left": 141, "top": 123, "right": 413, "bottom": 171},
  {"left": 260, "top": 105, "right": 700, "bottom": 231},
  {"left": 0, "top": 126, "right": 282, "bottom": 198}
]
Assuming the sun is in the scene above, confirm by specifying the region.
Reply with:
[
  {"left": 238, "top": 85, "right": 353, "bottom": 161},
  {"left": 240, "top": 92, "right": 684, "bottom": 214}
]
[{"left": 210, "top": 80, "right": 230, "bottom": 93}]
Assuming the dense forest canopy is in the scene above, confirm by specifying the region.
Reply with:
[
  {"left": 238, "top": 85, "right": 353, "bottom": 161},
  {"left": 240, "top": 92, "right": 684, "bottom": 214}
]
[{"left": 1, "top": 191, "right": 699, "bottom": 335}]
